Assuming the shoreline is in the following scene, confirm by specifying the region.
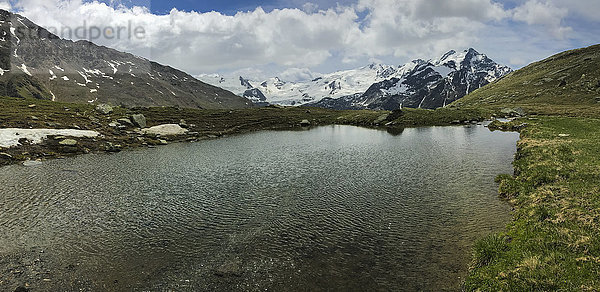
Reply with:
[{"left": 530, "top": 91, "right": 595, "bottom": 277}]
[{"left": 0, "top": 97, "right": 492, "bottom": 168}]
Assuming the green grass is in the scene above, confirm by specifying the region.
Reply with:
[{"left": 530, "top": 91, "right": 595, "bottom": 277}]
[
  {"left": 465, "top": 116, "right": 600, "bottom": 291},
  {"left": 454, "top": 44, "right": 600, "bottom": 113}
]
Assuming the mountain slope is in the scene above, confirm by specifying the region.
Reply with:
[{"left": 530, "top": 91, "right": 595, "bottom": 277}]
[
  {"left": 312, "top": 49, "right": 511, "bottom": 110},
  {"left": 199, "top": 49, "right": 511, "bottom": 110},
  {"left": 0, "top": 9, "right": 251, "bottom": 109},
  {"left": 454, "top": 44, "right": 600, "bottom": 109},
  {"left": 198, "top": 63, "right": 404, "bottom": 106}
]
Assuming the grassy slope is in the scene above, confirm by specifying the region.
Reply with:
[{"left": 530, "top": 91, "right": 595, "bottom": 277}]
[
  {"left": 466, "top": 117, "right": 600, "bottom": 290},
  {"left": 460, "top": 44, "right": 600, "bottom": 290},
  {"left": 454, "top": 44, "right": 600, "bottom": 115}
]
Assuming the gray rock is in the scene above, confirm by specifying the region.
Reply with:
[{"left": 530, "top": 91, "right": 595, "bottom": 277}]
[
  {"left": 158, "top": 139, "right": 168, "bottom": 145},
  {"left": 500, "top": 107, "right": 526, "bottom": 117},
  {"left": 59, "top": 139, "right": 78, "bottom": 146},
  {"left": 105, "top": 142, "right": 122, "bottom": 152},
  {"left": 117, "top": 118, "right": 133, "bottom": 127},
  {"left": 95, "top": 104, "right": 113, "bottom": 115},
  {"left": 131, "top": 114, "right": 147, "bottom": 128},
  {"left": 300, "top": 119, "right": 311, "bottom": 126},
  {"left": 142, "top": 124, "right": 188, "bottom": 136},
  {"left": 374, "top": 114, "right": 389, "bottom": 124},
  {"left": 0, "top": 152, "right": 13, "bottom": 159},
  {"left": 214, "top": 260, "right": 244, "bottom": 277},
  {"left": 179, "top": 119, "right": 188, "bottom": 128}
]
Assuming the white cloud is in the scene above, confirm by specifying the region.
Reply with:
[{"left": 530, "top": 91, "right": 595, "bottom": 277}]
[
  {"left": 5, "top": 0, "right": 598, "bottom": 76},
  {"left": 301, "top": 2, "right": 319, "bottom": 14},
  {"left": 279, "top": 67, "right": 320, "bottom": 82},
  {"left": 549, "top": 0, "right": 600, "bottom": 22},
  {"left": 0, "top": 0, "right": 10, "bottom": 10},
  {"left": 512, "top": 0, "right": 572, "bottom": 39}
]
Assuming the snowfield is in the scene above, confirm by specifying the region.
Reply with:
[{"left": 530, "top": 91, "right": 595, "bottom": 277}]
[{"left": 0, "top": 128, "right": 100, "bottom": 148}]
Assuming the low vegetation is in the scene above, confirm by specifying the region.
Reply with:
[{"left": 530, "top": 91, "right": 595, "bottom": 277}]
[
  {"left": 465, "top": 116, "right": 600, "bottom": 290},
  {"left": 0, "top": 96, "right": 494, "bottom": 167}
]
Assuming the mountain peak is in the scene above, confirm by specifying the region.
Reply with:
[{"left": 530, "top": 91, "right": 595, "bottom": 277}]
[{"left": 0, "top": 10, "right": 251, "bottom": 108}]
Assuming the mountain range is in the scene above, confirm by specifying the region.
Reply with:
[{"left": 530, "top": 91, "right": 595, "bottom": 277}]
[
  {"left": 0, "top": 9, "right": 252, "bottom": 109},
  {"left": 199, "top": 49, "right": 512, "bottom": 110}
]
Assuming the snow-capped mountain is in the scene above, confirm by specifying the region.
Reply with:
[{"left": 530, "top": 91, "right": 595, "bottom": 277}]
[
  {"left": 198, "top": 63, "right": 410, "bottom": 106},
  {"left": 0, "top": 10, "right": 251, "bottom": 109},
  {"left": 199, "top": 49, "right": 512, "bottom": 110}
]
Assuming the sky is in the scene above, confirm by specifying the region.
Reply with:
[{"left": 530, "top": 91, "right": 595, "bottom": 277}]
[{"left": 1, "top": 0, "right": 599, "bottom": 82}]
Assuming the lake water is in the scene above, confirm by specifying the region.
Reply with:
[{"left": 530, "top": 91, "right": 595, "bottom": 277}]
[{"left": 0, "top": 125, "right": 519, "bottom": 291}]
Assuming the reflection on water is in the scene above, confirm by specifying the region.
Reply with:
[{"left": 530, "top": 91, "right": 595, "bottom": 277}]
[{"left": 0, "top": 125, "right": 519, "bottom": 291}]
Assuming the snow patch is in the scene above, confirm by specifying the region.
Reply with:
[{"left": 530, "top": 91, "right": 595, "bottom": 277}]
[
  {"left": 19, "top": 64, "right": 32, "bottom": 76},
  {"left": 0, "top": 128, "right": 100, "bottom": 148}
]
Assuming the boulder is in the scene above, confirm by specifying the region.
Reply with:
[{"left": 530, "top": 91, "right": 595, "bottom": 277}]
[
  {"left": 142, "top": 124, "right": 188, "bottom": 136},
  {"left": 387, "top": 109, "right": 404, "bottom": 121},
  {"left": 500, "top": 107, "right": 525, "bottom": 117},
  {"left": 374, "top": 114, "right": 389, "bottom": 124},
  {"left": 95, "top": 104, "right": 113, "bottom": 115},
  {"left": 131, "top": 114, "right": 147, "bottom": 128},
  {"left": 59, "top": 139, "right": 78, "bottom": 146},
  {"left": 117, "top": 118, "right": 133, "bottom": 127},
  {"left": 0, "top": 152, "right": 13, "bottom": 159},
  {"left": 300, "top": 119, "right": 311, "bottom": 127},
  {"left": 179, "top": 119, "right": 188, "bottom": 128},
  {"left": 105, "top": 142, "right": 122, "bottom": 152}
]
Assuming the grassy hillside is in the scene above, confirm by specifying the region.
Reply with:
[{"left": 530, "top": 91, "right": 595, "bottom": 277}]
[
  {"left": 460, "top": 44, "right": 600, "bottom": 290},
  {"left": 453, "top": 44, "right": 600, "bottom": 115},
  {"left": 465, "top": 117, "right": 600, "bottom": 290}
]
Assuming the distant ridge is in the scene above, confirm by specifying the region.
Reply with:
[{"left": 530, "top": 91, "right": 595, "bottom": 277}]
[
  {"left": 453, "top": 44, "right": 600, "bottom": 109},
  {"left": 199, "top": 48, "right": 512, "bottom": 110},
  {"left": 0, "top": 9, "right": 252, "bottom": 109}
]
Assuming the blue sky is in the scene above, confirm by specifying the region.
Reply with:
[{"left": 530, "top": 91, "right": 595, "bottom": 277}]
[{"left": 7, "top": 0, "right": 600, "bottom": 79}]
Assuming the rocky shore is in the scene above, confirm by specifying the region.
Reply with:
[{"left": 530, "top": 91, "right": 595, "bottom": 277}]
[{"left": 0, "top": 96, "right": 499, "bottom": 168}]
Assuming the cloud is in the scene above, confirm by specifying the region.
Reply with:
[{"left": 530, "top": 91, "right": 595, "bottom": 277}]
[
  {"left": 0, "top": 0, "right": 10, "bottom": 10},
  {"left": 512, "top": 0, "right": 572, "bottom": 39},
  {"left": 301, "top": 2, "right": 319, "bottom": 14},
  {"left": 5, "top": 0, "right": 598, "bottom": 76},
  {"left": 549, "top": 0, "right": 600, "bottom": 22},
  {"left": 279, "top": 67, "right": 320, "bottom": 82}
]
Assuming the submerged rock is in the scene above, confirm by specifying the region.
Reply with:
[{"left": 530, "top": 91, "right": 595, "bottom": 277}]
[{"left": 23, "top": 160, "right": 43, "bottom": 167}]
